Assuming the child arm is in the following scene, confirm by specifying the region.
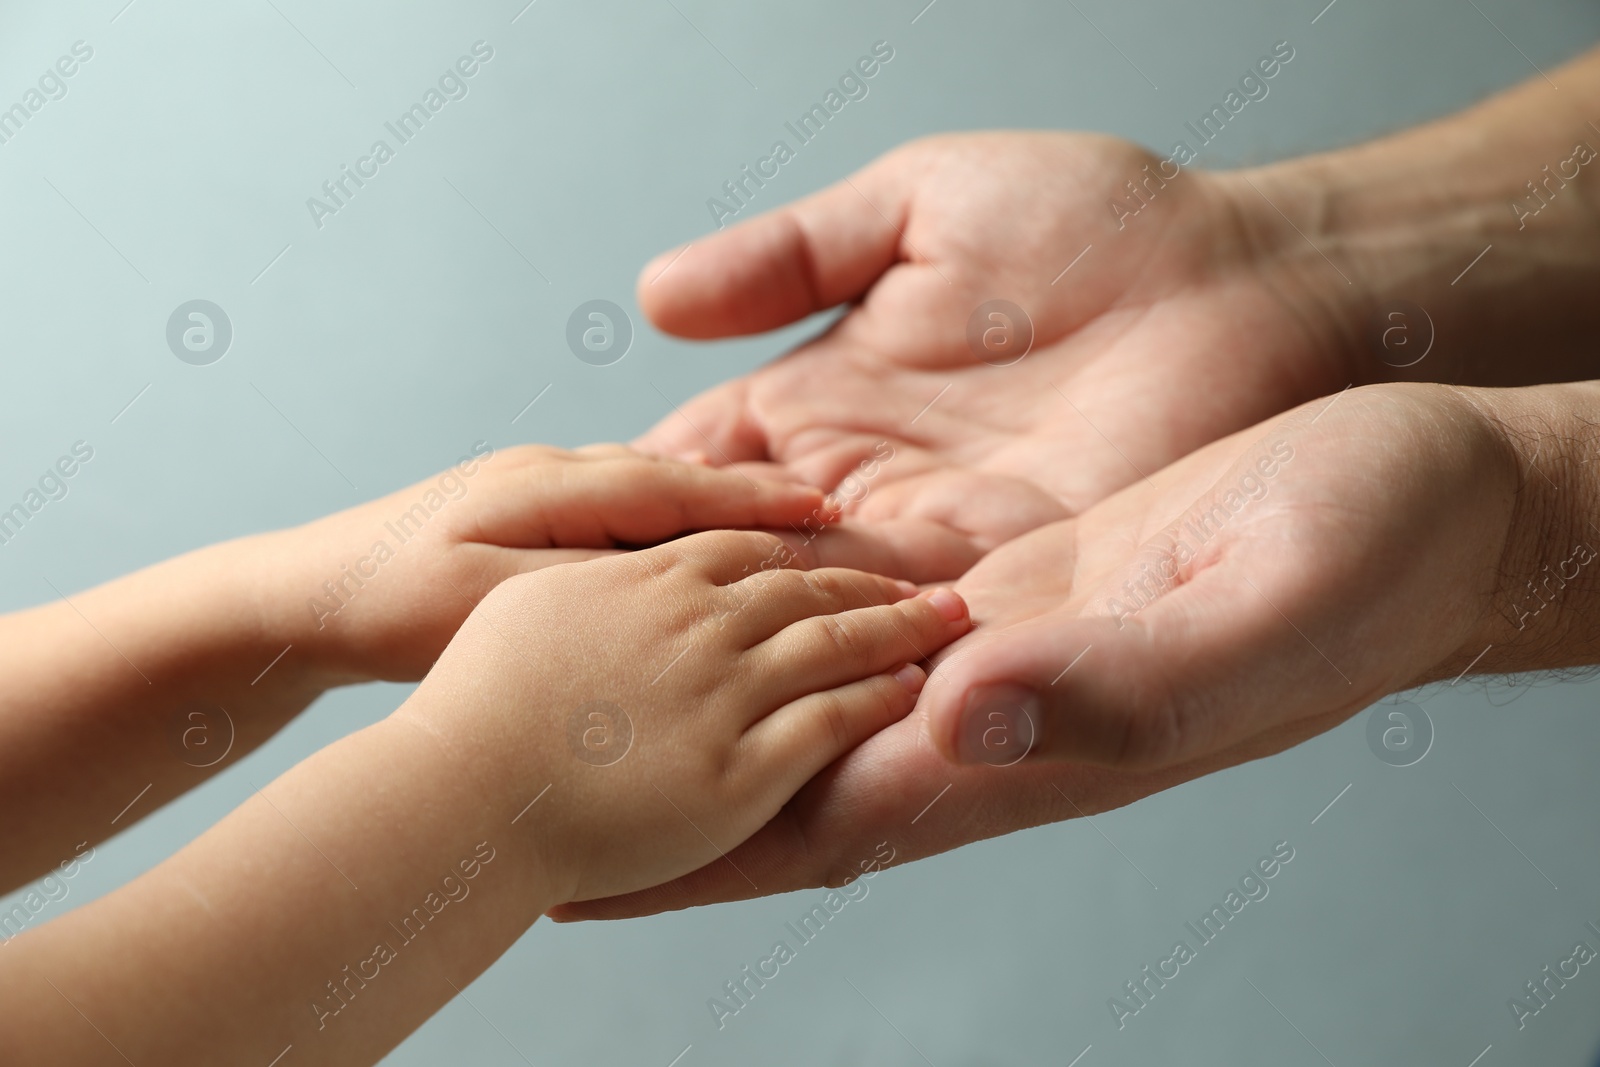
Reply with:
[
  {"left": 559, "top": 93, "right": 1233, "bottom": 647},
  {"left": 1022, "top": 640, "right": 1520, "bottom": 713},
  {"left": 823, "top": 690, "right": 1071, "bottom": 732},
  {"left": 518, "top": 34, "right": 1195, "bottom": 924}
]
[
  {"left": 0, "top": 531, "right": 969, "bottom": 1066},
  {"left": 0, "top": 446, "right": 826, "bottom": 891}
]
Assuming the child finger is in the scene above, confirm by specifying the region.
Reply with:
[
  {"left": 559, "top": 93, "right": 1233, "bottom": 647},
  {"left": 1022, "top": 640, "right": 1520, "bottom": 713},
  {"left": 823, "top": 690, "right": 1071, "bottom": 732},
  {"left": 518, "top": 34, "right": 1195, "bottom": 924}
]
[
  {"left": 713, "top": 567, "right": 919, "bottom": 648},
  {"left": 558, "top": 461, "right": 831, "bottom": 544},
  {"left": 659, "top": 530, "right": 815, "bottom": 584},
  {"left": 741, "top": 668, "right": 924, "bottom": 786},
  {"left": 743, "top": 590, "right": 968, "bottom": 709}
]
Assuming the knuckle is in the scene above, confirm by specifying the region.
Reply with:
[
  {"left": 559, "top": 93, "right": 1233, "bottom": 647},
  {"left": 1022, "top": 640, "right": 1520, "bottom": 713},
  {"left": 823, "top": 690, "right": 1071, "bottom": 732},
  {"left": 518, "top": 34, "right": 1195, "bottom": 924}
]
[
  {"left": 862, "top": 676, "right": 902, "bottom": 723},
  {"left": 836, "top": 571, "right": 892, "bottom": 607},
  {"left": 1109, "top": 672, "right": 1196, "bottom": 770},
  {"left": 635, "top": 541, "right": 691, "bottom": 582},
  {"left": 815, "top": 691, "right": 856, "bottom": 753},
  {"left": 738, "top": 565, "right": 781, "bottom": 595},
  {"left": 695, "top": 528, "right": 777, "bottom": 561},
  {"left": 814, "top": 613, "right": 870, "bottom": 662},
  {"left": 726, "top": 568, "right": 780, "bottom": 615},
  {"left": 742, "top": 530, "right": 791, "bottom": 560},
  {"left": 799, "top": 569, "right": 847, "bottom": 606}
]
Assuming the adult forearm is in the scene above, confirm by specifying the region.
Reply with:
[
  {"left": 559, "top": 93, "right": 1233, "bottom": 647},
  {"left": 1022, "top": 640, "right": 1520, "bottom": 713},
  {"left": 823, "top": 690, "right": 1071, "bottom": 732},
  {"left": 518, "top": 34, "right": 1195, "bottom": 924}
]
[{"left": 1235, "top": 44, "right": 1600, "bottom": 387}]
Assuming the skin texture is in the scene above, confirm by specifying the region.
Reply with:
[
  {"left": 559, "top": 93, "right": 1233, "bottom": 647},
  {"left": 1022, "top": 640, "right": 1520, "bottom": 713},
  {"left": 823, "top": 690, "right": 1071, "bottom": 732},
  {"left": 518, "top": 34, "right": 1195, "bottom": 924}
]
[
  {"left": 6, "top": 35, "right": 1600, "bottom": 1065},
  {"left": 634, "top": 47, "right": 1600, "bottom": 580},
  {"left": 555, "top": 380, "right": 1600, "bottom": 921},
  {"left": 634, "top": 130, "right": 1355, "bottom": 581},
  {"left": 0, "top": 444, "right": 835, "bottom": 891},
  {"left": 556, "top": 45, "right": 1600, "bottom": 920},
  {"left": 0, "top": 520, "right": 973, "bottom": 1066}
]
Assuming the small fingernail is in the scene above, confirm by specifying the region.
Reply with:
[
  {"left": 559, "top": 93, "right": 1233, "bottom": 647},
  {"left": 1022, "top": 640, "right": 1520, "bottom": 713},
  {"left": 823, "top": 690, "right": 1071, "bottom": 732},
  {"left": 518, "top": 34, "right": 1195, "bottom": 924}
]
[
  {"left": 893, "top": 663, "right": 926, "bottom": 694},
  {"left": 894, "top": 579, "right": 920, "bottom": 598},
  {"left": 923, "top": 587, "right": 967, "bottom": 623},
  {"left": 953, "top": 685, "right": 1041, "bottom": 766}
]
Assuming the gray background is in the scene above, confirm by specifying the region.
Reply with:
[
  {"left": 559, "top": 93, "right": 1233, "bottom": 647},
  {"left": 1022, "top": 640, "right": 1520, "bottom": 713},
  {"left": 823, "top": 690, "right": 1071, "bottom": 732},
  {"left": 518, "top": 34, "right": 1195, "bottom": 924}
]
[{"left": 3, "top": 0, "right": 1599, "bottom": 1063}]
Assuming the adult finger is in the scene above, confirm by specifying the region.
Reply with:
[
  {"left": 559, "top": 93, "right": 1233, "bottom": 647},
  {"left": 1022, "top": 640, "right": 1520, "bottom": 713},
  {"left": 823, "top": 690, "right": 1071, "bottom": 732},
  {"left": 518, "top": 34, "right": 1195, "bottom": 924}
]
[
  {"left": 920, "top": 556, "right": 1375, "bottom": 771},
  {"left": 631, "top": 377, "right": 771, "bottom": 464},
  {"left": 637, "top": 158, "right": 910, "bottom": 339}
]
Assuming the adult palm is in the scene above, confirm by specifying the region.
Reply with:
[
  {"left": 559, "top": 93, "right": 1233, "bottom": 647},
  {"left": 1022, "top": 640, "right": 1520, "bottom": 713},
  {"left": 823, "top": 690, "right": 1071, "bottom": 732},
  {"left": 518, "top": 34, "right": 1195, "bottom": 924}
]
[
  {"left": 556, "top": 382, "right": 1525, "bottom": 920},
  {"left": 634, "top": 131, "right": 1360, "bottom": 581}
]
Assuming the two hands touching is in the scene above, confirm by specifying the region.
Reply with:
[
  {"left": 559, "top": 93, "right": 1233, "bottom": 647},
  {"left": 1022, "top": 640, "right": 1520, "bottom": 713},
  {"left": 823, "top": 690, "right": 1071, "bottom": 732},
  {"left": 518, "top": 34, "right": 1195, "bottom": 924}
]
[
  {"left": 0, "top": 444, "right": 854, "bottom": 887},
  {"left": 7, "top": 40, "right": 1600, "bottom": 1067},
  {"left": 0, "top": 445, "right": 974, "bottom": 1064},
  {"left": 568, "top": 41, "right": 1600, "bottom": 917}
]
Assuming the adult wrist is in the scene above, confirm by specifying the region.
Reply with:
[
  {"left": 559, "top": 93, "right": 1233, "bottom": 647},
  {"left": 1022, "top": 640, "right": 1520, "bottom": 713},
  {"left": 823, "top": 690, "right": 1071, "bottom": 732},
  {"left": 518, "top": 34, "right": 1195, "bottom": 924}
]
[
  {"left": 1224, "top": 52, "right": 1600, "bottom": 391},
  {"left": 1218, "top": 144, "right": 1492, "bottom": 392},
  {"left": 1198, "top": 161, "right": 1372, "bottom": 392},
  {"left": 1447, "top": 381, "right": 1600, "bottom": 676}
]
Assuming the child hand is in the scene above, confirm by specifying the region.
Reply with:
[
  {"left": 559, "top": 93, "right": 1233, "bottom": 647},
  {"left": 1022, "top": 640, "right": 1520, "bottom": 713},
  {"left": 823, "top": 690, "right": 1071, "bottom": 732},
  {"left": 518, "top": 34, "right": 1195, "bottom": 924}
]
[
  {"left": 392, "top": 529, "right": 972, "bottom": 906},
  {"left": 0, "top": 529, "right": 968, "bottom": 1066},
  {"left": 254, "top": 443, "right": 832, "bottom": 685},
  {"left": 0, "top": 443, "right": 826, "bottom": 889}
]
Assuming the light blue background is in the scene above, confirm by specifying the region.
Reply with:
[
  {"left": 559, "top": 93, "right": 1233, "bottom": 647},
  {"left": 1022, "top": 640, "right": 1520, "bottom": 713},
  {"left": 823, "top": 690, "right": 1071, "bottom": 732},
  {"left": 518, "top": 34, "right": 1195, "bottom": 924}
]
[{"left": 3, "top": 0, "right": 1599, "bottom": 1063}]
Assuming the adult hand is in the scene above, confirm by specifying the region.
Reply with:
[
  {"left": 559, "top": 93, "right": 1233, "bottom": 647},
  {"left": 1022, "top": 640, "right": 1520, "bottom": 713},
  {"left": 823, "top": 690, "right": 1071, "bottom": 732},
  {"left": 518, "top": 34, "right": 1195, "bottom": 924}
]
[
  {"left": 633, "top": 131, "right": 1361, "bottom": 581},
  {"left": 553, "top": 380, "right": 1594, "bottom": 919},
  {"left": 572, "top": 46, "right": 1600, "bottom": 918},
  {"left": 637, "top": 36, "right": 1600, "bottom": 582}
]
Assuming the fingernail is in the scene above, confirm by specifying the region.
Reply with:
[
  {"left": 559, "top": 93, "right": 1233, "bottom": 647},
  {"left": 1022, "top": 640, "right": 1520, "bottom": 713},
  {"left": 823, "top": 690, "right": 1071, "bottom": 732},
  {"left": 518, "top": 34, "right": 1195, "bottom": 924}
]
[
  {"left": 954, "top": 685, "right": 1040, "bottom": 766},
  {"left": 894, "top": 579, "right": 920, "bottom": 598},
  {"left": 893, "top": 663, "right": 926, "bottom": 694},
  {"left": 923, "top": 587, "right": 967, "bottom": 623}
]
